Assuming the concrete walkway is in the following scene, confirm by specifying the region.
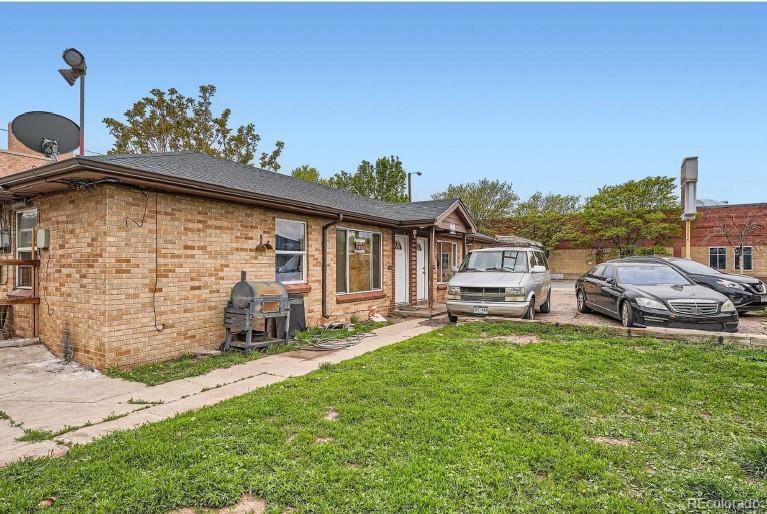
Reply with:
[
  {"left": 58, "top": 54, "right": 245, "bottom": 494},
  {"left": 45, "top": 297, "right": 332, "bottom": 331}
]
[{"left": 0, "top": 318, "right": 442, "bottom": 467}]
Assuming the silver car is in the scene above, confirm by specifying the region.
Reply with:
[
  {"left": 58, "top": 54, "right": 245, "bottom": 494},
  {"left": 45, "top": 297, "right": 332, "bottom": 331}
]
[{"left": 446, "top": 246, "right": 552, "bottom": 322}]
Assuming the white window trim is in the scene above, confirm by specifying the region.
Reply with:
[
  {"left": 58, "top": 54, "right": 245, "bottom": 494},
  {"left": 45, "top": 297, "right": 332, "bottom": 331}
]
[
  {"left": 735, "top": 246, "right": 753, "bottom": 271},
  {"left": 336, "top": 227, "right": 383, "bottom": 294},
  {"left": 275, "top": 219, "right": 307, "bottom": 284},
  {"left": 708, "top": 246, "right": 727, "bottom": 270},
  {"left": 15, "top": 208, "right": 37, "bottom": 289},
  {"left": 437, "top": 240, "right": 458, "bottom": 284}
]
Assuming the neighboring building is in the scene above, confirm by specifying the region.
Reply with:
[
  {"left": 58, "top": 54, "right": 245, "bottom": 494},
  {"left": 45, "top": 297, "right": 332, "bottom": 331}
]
[
  {"left": 0, "top": 151, "right": 487, "bottom": 369},
  {"left": 544, "top": 203, "right": 767, "bottom": 280}
]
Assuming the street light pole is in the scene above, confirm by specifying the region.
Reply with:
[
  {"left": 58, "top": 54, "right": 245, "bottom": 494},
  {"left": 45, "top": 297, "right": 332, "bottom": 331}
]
[
  {"left": 58, "top": 48, "right": 87, "bottom": 156},
  {"left": 79, "top": 73, "right": 85, "bottom": 156},
  {"left": 407, "top": 171, "right": 423, "bottom": 202}
]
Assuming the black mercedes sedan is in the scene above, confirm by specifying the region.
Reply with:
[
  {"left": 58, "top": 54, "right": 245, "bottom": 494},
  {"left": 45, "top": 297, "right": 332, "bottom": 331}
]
[
  {"left": 575, "top": 260, "right": 739, "bottom": 332},
  {"left": 624, "top": 256, "right": 767, "bottom": 313}
]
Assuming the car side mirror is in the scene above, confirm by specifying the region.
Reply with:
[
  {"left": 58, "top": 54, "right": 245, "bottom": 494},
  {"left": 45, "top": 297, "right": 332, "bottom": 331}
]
[
  {"left": 532, "top": 265, "right": 546, "bottom": 273},
  {"left": 605, "top": 277, "right": 615, "bottom": 284}
]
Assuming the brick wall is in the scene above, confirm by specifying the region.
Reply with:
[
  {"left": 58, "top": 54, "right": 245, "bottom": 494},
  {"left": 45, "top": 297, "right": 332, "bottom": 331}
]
[{"left": 7, "top": 184, "right": 394, "bottom": 369}]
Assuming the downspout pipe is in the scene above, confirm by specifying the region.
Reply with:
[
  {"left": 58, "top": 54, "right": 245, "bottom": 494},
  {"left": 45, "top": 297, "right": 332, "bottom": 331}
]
[{"left": 322, "top": 213, "right": 343, "bottom": 318}]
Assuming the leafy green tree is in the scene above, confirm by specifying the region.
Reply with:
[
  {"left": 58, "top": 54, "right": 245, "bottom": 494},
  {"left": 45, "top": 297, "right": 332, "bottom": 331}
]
[
  {"left": 580, "top": 176, "right": 680, "bottom": 257},
  {"left": 103, "top": 85, "right": 284, "bottom": 169},
  {"left": 326, "top": 156, "right": 409, "bottom": 203},
  {"left": 290, "top": 165, "right": 322, "bottom": 183},
  {"left": 504, "top": 192, "right": 581, "bottom": 254},
  {"left": 432, "top": 179, "right": 518, "bottom": 234}
]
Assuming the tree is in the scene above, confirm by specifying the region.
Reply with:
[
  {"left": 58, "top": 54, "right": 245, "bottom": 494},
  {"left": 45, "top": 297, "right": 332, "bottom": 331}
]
[
  {"left": 290, "top": 165, "right": 322, "bottom": 183},
  {"left": 103, "top": 84, "right": 284, "bottom": 169},
  {"left": 503, "top": 192, "right": 581, "bottom": 254},
  {"left": 432, "top": 179, "right": 518, "bottom": 234},
  {"left": 705, "top": 210, "right": 765, "bottom": 274},
  {"left": 579, "top": 176, "right": 679, "bottom": 258},
  {"left": 326, "top": 156, "right": 409, "bottom": 203}
]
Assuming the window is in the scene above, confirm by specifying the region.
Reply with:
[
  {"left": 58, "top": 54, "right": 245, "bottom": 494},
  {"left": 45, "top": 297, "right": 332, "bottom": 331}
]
[
  {"left": 438, "top": 241, "right": 458, "bottom": 283},
  {"left": 460, "top": 250, "right": 528, "bottom": 273},
  {"left": 336, "top": 228, "right": 382, "bottom": 293},
  {"left": 275, "top": 219, "right": 306, "bottom": 283},
  {"left": 16, "top": 209, "right": 37, "bottom": 288},
  {"left": 735, "top": 246, "right": 753, "bottom": 271},
  {"left": 535, "top": 252, "right": 549, "bottom": 270},
  {"left": 709, "top": 247, "right": 727, "bottom": 270}
]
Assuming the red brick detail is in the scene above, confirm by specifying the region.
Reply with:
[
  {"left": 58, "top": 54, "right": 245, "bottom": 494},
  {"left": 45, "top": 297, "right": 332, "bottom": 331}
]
[
  {"left": 285, "top": 283, "right": 312, "bottom": 294},
  {"left": 437, "top": 284, "right": 447, "bottom": 291},
  {"left": 336, "top": 290, "right": 387, "bottom": 304}
]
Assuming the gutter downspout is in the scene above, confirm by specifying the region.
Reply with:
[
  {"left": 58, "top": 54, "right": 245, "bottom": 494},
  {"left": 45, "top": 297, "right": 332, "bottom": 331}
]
[{"left": 322, "top": 213, "right": 343, "bottom": 318}]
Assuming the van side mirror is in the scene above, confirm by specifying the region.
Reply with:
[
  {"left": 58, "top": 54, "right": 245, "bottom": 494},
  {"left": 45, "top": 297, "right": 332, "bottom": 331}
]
[{"left": 532, "top": 265, "right": 546, "bottom": 273}]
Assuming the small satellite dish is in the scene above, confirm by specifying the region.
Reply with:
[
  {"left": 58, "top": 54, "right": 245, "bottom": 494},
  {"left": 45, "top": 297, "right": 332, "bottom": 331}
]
[{"left": 11, "top": 111, "right": 80, "bottom": 160}]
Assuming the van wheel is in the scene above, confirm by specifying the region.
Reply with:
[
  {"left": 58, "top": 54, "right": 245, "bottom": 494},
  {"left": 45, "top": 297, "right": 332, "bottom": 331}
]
[
  {"left": 621, "top": 301, "right": 635, "bottom": 328},
  {"left": 523, "top": 298, "right": 535, "bottom": 320},
  {"left": 540, "top": 291, "right": 551, "bottom": 314},
  {"left": 576, "top": 289, "right": 591, "bottom": 313},
  {"left": 448, "top": 314, "right": 458, "bottom": 323}
]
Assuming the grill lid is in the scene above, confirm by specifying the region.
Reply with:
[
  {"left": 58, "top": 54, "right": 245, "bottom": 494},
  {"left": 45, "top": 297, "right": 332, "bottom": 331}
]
[{"left": 230, "top": 271, "right": 289, "bottom": 309}]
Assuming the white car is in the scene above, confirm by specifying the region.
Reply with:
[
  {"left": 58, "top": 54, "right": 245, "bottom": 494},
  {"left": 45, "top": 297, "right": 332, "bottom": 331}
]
[{"left": 446, "top": 246, "right": 552, "bottom": 322}]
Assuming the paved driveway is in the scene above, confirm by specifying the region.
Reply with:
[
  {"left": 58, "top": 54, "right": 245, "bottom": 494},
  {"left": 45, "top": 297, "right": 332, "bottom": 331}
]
[{"left": 546, "top": 280, "right": 767, "bottom": 335}]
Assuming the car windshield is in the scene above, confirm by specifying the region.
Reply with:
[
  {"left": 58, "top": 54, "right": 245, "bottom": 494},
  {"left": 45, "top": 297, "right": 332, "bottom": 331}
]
[
  {"left": 670, "top": 259, "right": 720, "bottom": 275},
  {"left": 617, "top": 265, "right": 691, "bottom": 286},
  {"left": 460, "top": 250, "right": 529, "bottom": 272}
]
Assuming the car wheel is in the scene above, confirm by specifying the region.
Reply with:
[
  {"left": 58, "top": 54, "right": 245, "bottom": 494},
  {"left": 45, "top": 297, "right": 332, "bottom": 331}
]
[
  {"left": 523, "top": 297, "right": 535, "bottom": 320},
  {"left": 540, "top": 290, "right": 551, "bottom": 314},
  {"left": 576, "top": 289, "right": 591, "bottom": 313},
  {"left": 621, "top": 301, "right": 635, "bottom": 328},
  {"left": 448, "top": 313, "right": 458, "bottom": 323}
]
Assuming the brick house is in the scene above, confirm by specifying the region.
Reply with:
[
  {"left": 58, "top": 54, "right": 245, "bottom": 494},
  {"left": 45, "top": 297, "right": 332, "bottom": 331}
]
[
  {"left": 524, "top": 203, "right": 767, "bottom": 280},
  {"left": 0, "top": 151, "right": 486, "bottom": 369}
]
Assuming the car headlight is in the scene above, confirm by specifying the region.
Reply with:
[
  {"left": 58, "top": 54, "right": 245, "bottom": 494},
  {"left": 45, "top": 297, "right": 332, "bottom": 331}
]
[
  {"left": 635, "top": 297, "right": 668, "bottom": 310},
  {"left": 447, "top": 286, "right": 460, "bottom": 299},
  {"left": 716, "top": 279, "right": 745, "bottom": 290},
  {"left": 721, "top": 299, "right": 736, "bottom": 312},
  {"left": 505, "top": 287, "right": 525, "bottom": 302}
]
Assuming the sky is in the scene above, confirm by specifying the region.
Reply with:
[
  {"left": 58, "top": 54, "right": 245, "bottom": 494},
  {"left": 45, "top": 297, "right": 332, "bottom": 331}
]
[{"left": 1, "top": 3, "right": 765, "bottom": 203}]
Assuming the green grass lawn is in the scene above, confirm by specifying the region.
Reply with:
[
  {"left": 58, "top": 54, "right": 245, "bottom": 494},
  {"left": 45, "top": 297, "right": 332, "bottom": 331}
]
[{"left": 2, "top": 322, "right": 767, "bottom": 513}]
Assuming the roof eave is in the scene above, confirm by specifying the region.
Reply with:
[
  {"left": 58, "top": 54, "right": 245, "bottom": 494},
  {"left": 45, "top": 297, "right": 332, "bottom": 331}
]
[{"left": 0, "top": 158, "right": 431, "bottom": 228}]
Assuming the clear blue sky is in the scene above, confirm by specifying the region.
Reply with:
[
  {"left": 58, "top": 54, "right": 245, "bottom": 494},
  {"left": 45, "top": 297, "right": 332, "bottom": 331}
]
[{"left": 1, "top": 3, "right": 765, "bottom": 203}]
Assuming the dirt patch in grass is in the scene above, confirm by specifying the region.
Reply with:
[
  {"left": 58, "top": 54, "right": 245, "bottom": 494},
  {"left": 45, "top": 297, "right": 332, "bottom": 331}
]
[
  {"left": 591, "top": 436, "right": 634, "bottom": 447},
  {"left": 324, "top": 408, "right": 339, "bottom": 421},
  {"left": 315, "top": 436, "right": 333, "bottom": 444},
  {"left": 169, "top": 494, "right": 265, "bottom": 514}
]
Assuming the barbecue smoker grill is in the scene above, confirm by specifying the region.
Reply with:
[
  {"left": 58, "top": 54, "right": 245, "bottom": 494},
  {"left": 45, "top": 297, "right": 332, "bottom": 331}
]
[{"left": 221, "top": 272, "right": 291, "bottom": 353}]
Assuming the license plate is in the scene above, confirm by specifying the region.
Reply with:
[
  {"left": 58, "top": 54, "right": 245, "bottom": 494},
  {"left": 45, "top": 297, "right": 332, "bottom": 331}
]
[
  {"left": 761, "top": 295, "right": 767, "bottom": 303},
  {"left": 473, "top": 306, "right": 488, "bottom": 315}
]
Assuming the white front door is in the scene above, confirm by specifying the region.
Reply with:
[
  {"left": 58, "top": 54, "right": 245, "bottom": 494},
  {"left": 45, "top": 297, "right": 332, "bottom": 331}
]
[
  {"left": 416, "top": 237, "right": 428, "bottom": 301},
  {"left": 394, "top": 235, "right": 409, "bottom": 304}
]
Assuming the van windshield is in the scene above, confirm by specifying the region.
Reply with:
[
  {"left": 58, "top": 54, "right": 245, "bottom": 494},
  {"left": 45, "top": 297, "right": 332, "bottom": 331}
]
[{"left": 460, "top": 251, "right": 529, "bottom": 272}]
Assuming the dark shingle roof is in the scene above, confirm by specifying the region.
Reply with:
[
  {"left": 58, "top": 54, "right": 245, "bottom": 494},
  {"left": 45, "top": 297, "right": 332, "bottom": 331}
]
[{"left": 85, "top": 151, "right": 460, "bottom": 224}]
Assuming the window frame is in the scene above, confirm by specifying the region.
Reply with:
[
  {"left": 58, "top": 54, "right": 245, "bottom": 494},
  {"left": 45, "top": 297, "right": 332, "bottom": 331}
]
[
  {"left": 335, "top": 227, "right": 383, "bottom": 294},
  {"left": 735, "top": 246, "right": 753, "bottom": 271},
  {"left": 15, "top": 208, "right": 37, "bottom": 289},
  {"left": 274, "top": 219, "right": 307, "bottom": 284},
  {"left": 437, "top": 240, "right": 458, "bottom": 284},
  {"left": 708, "top": 247, "right": 727, "bottom": 270}
]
